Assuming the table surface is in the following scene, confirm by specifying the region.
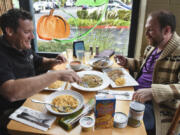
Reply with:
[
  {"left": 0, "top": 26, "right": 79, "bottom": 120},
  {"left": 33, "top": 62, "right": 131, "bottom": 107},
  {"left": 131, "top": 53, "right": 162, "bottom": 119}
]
[{"left": 7, "top": 60, "right": 147, "bottom": 135}]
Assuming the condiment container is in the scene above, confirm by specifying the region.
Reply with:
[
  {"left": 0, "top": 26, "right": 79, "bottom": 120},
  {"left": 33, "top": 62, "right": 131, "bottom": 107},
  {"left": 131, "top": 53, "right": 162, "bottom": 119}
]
[
  {"left": 95, "top": 46, "right": 99, "bottom": 55},
  {"left": 70, "top": 60, "right": 82, "bottom": 71},
  {"left": 128, "top": 101, "right": 145, "bottom": 128},
  {"left": 80, "top": 116, "right": 95, "bottom": 132},
  {"left": 114, "top": 112, "right": 128, "bottom": 128},
  {"left": 89, "top": 46, "right": 93, "bottom": 55},
  {"left": 58, "top": 98, "right": 95, "bottom": 131}
]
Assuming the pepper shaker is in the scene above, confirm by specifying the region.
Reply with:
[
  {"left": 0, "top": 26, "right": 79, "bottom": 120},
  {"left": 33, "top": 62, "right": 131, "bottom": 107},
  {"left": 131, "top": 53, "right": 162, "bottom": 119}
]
[
  {"left": 89, "top": 45, "right": 93, "bottom": 55},
  {"left": 96, "top": 46, "right": 99, "bottom": 55}
]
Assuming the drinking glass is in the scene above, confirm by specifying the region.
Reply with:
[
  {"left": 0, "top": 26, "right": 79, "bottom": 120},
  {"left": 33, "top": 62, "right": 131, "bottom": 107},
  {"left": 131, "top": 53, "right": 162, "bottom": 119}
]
[
  {"left": 84, "top": 51, "right": 91, "bottom": 64},
  {"left": 114, "top": 50, "right": 123, "bottom": 64},
  {"left": 76, "top": 50, "right": 84, "bottom": 63},
  {"left": 66, "top": 49, "right": 73, "bottom": 63}
]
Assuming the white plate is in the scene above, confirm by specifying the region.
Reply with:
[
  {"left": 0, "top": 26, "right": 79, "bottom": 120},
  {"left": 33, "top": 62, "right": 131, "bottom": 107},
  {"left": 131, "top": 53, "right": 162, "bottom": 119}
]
[
  {"left": 103, "top": 68, "right": 139, "bottom": 88},
  {"left": 44, "top": 82, "right": 66, "bottom": 91},
  {"left": 71, "top": 71, "right": 110, "bottom": 91},
  {"left": 45, "top": 90, "right": 84, "bottom": 115},
  {"left": 67, "top": 64, "right": 92, "bottom": 71},
  {"left": 88, "top": 58, "right": 113, "bottom": 69}
]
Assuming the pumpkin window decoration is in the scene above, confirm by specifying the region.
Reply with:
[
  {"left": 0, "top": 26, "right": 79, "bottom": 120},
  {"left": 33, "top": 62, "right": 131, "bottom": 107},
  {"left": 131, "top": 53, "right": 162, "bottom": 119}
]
[{"left": 37, "top": 9, "right": 70, "bottom": 40}]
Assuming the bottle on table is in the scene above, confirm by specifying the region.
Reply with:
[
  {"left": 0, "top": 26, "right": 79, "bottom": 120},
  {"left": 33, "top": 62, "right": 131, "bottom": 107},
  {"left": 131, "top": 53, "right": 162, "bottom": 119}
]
[
  {"left": 96, "top": 46, "right": 99, "bottom": 56},
  {"left": 89, "top": 45, "right": 93, "bottom": 55}
]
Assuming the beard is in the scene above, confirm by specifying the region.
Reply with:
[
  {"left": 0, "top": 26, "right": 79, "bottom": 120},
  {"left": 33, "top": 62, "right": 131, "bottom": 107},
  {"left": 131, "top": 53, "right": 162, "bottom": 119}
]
[{"left": 147, "top": 35, "right": 164, "bottom": 47}]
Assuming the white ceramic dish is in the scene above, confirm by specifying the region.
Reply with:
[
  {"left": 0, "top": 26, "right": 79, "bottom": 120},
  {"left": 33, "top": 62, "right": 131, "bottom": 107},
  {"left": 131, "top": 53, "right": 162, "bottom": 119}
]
[
  {"left": 103, "top": 68, "right": 139, "bottom": 88},
  {"left": 45, "top": 90, "right": 84, "bottom": 115},
  {"left": 71, "top": 71, "right": 110, "bottom": 91},
  {"left": 88, "top": 58, "right": 113, "bottom": 69},
  {"left": 44, "top": 82, "right": 66, "bottom": 91},
  {"left": 70, "top": 60, "right": 82, "bottom": 71},
  {"left": 67, "top": 64, "right": 92, "bottom": 71}
]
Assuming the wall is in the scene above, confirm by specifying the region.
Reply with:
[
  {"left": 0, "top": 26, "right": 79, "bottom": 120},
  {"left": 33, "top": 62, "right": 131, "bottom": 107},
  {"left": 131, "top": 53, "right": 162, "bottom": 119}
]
[
  {"left": 0, "top": 0, "right": 13, "bottom": 36},
  {"left": 0, "top": 0, "right": 13, "bottom": 15},
  {"left": 134, "top": 0, "right": 180, "bottom": 58}
]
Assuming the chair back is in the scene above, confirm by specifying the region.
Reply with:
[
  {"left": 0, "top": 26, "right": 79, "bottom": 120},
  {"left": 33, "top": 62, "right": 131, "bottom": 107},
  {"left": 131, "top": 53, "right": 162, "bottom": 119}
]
[{"left": 167, "top": 104, "right": 180, "bottom": 135}]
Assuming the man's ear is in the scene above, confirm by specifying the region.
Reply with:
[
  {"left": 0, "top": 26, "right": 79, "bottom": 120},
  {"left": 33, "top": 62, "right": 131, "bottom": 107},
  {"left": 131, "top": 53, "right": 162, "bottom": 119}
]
[
  {"left": 163, "top": 26, "right": 171, "bottom": 35},
  {"left": 5, "top": 27, "right": 14, "bottom": 36}
]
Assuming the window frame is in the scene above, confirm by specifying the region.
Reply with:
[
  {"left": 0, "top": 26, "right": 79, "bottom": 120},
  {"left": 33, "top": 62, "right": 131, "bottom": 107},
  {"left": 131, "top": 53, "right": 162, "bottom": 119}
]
[{"left": 20, "top": 0, "right": 140, "bottom": 58}]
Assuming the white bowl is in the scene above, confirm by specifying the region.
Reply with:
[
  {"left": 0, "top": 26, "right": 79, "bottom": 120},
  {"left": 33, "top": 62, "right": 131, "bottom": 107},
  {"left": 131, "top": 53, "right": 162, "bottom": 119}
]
[
  {"left": 70, "top": 60, "right": 82, "bottom": 71},
  {"left": 71, "top": 71, "right": 110, "bottom": 91},
  {"left": 45, "top": 90, "right": 84, "bottom": 115},
  {"left": 88, "top": 58, "right": 113, "bottom": 69}
]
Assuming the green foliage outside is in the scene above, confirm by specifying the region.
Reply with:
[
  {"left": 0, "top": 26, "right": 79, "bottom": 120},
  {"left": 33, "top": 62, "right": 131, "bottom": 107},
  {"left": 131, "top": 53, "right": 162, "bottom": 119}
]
[
  {"left": 77, "top": 9, "right": 131, "bottom": 21},
  {"left": 68, "top": 18, "right": 130, "bottom": 27},
  {"left": 69, "top": 9, "right": 130, "bottom": 26},
  {"left": 38, "top": 41, "right": 73, "bottom": 52},
  {"left": 38, "top": 9, "right": 131, "bottom": 53},
  {"left": 38, "top": 29, "right": 115, "bottom": 53},
  {"left": 77, "top": 10, "right": 89, "bottom": 19},
  {"left": 81, "top": 29, "right": 116, "bottom": 52}
]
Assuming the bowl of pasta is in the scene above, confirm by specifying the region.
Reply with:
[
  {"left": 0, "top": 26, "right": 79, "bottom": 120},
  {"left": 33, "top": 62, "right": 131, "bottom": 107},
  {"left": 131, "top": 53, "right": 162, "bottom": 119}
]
[
  {"left": 88, "top": 57, "right": 113, "bottom": 69},
  {"left": 45, "top": 90, "right": 84, "bottom": 115},
  {"left": 71, "top": 71, "right": 110, "bottom": 91}
]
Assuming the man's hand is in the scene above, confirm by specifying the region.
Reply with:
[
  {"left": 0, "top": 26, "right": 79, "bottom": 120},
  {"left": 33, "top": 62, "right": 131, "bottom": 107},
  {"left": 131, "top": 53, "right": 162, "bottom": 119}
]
[
  {"left": 52, "top": 54, "right": 67, "bottom": 66},
  {"left": 56, "top": 54, "right": 67, "bottom": 63},
  {"left": 132, "top": 88, "right": 153, "bottom": 103},
  {"left": 114, "top": 55, "right": 127, "bottom": 66},
  {"left": 43, "top": 54, "right": 67, "bottom": 70},
  {"left": 57, "top": 70, "right": 81, "bottom": 83}
]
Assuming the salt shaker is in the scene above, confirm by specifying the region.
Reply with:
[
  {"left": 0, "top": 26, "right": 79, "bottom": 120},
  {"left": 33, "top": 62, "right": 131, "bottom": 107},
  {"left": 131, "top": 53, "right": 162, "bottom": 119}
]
[
  {"left": 95, "top": 46, "right": 99, "bottom": 55},
  {"left": 89, "top": 46, "right": 93, "bottom": 55}
]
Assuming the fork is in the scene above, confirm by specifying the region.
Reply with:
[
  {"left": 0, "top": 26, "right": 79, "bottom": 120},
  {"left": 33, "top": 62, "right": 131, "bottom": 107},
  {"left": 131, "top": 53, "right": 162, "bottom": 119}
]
[
  {"left": 17, "top": 112, "right": 50, "bottom": 128},
  {"left": 81, "top": 82, "right": 89, "bottom": 88},
  {"left": 31, "top": 99, "right": 66, "bottom": 112}
]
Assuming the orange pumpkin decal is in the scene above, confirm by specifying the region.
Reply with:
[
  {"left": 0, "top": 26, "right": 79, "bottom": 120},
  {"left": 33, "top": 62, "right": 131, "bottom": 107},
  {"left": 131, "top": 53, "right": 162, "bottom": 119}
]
[{"left": 37, "top": 9, "right": 70, "bottom": 40}]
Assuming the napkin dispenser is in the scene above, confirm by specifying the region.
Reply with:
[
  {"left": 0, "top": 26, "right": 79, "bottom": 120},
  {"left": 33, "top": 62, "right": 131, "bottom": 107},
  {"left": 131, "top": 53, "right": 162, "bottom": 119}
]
[{"left": 95, "top": 49, "right": 115, "bottom": 58}]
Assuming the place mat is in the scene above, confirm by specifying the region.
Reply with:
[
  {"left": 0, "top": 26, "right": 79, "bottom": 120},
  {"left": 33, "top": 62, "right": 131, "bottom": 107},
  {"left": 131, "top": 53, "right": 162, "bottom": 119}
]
[{"left": 9, "top": 106, "right": 56, "bottom": 131}]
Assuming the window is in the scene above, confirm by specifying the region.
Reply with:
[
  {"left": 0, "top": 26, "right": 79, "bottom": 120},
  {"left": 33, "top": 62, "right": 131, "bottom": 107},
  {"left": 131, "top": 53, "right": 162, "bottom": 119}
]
[{"left": 15, "top": 0, "right": 140, "bottom": 58}]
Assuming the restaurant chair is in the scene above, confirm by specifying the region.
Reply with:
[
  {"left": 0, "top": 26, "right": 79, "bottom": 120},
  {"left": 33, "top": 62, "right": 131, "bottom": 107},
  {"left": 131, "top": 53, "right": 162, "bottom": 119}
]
[{"left": 167, "top": 104, "right": 180, "bottom": 135}]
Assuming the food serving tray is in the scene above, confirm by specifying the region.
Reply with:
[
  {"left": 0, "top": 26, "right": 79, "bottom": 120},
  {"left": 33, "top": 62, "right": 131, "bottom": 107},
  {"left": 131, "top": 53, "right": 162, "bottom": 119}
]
[
  {"left": 103, "top": 68, "right": 139, "bottom": 88},
  {"left": 44, "top": 82, "right": 66, "bottom": 91}
]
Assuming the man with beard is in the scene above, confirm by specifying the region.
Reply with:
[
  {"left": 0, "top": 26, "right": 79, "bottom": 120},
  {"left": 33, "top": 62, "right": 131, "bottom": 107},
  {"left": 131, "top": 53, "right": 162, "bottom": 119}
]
[
  {"left": 115, "top": 10, "right": 180, "bottom": 135},
  {"left": 0, "top": 9, "right": 81, "bottom": 135}
]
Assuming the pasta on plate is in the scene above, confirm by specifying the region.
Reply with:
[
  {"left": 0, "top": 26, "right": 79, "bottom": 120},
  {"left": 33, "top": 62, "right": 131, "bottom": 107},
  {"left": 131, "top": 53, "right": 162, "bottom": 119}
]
[
  {"left": 52, "top": 95, "right": 79, "bottom": 112},
  {"left": 93, "top": 60, "right": 108, "bottom": 68},
  {"left": 107, "top": 69, "right": 124, "bottom": 81},
  {"left": 48, "top": 80, "right": 63, "bottom": 89},
  {"left": 79, "top": 74, "right": 103, "bottom": 88}
]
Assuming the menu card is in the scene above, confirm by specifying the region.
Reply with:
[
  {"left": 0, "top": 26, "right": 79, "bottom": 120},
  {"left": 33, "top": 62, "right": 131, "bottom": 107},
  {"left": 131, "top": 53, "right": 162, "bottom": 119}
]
[{"left": 9, "top": 106, "right": 56, "bottom": 131}]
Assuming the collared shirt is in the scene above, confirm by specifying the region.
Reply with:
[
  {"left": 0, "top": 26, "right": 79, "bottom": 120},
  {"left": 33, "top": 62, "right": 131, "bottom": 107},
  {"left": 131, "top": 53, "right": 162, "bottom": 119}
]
[
  {"left": 135, "top": 48, "right": 162, "bottom": 90},
  {"left": 0, "top": 36, "right": 43, "bottom": 111}
]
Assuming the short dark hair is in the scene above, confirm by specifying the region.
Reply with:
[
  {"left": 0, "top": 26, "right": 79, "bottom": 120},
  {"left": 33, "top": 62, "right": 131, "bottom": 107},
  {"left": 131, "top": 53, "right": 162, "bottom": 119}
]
[
  {"left": 149, "top": 10, "right": 176, "bottom": 33},
  {"left": 0, "top": 8, "right": 32, "bottom": 35}
]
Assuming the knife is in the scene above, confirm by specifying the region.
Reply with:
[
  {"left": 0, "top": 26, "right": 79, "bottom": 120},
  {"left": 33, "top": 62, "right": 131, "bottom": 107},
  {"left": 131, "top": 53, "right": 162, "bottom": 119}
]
[
  {"left": 98, "top": 90, "right": 130, "bottom": 96},
  {"left": 17, "top": 112, "right": 50, "bottom": 128}
]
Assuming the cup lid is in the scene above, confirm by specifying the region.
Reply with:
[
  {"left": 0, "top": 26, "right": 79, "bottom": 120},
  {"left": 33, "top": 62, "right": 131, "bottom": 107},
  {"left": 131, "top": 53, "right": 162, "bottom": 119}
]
[
  {"left": 79, "top": 116, "right": 95, "bottom": 128},
  {"left": 130, "top": 101, "right": 145, "bottom": 112}
]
